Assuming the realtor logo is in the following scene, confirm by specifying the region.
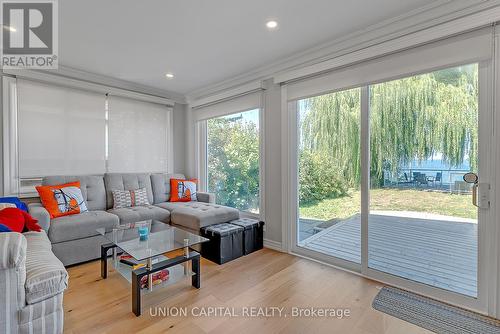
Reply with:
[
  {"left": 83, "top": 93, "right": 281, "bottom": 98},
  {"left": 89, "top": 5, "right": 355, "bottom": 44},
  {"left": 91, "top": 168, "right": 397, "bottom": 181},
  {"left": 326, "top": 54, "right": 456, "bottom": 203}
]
[{"left": 1, "top": 0, "right": 58, "bottom": 68}]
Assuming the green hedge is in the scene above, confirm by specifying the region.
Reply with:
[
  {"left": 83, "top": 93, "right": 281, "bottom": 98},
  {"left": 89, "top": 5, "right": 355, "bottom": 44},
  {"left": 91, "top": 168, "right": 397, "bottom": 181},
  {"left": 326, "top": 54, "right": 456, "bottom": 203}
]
[{"left": 299, "top": 150, "right": 348, "bottom": 203}]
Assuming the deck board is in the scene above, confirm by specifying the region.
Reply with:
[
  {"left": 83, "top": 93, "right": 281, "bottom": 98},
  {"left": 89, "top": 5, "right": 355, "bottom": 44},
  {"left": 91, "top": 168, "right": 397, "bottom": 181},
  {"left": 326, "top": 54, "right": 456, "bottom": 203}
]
[{"left": 299, "top": 213, "right": 478, "bottom": 297}]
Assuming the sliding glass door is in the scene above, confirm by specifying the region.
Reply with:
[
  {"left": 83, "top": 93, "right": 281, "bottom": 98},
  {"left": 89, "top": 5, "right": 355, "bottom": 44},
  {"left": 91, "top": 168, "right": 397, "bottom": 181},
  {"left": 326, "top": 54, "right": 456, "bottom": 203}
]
[
  {"left": 368, "top": 64, "right": 481, "bottom": 298},
  {"left": 291, "top": 62, "right": 492, "bottom": 311}
]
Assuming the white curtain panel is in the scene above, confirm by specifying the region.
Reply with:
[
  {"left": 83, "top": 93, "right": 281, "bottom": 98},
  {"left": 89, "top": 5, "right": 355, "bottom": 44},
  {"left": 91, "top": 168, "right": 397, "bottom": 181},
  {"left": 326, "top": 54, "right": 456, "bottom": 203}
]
[
  {"left": 107, "top": 95, "right": 173, "bottom": 173},
  {"left": 17, "top": 79, "right": 106, "bottom": 177}
]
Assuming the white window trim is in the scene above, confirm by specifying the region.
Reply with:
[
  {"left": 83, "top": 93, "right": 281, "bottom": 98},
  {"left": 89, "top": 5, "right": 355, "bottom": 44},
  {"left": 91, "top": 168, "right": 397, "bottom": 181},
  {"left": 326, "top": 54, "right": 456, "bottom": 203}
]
[
  {"left": 2, "top": 76, "right": 19, "bottom": 196},
  {"left": 166, "top": 107, "right": 174, "bottom": 174},
  {"left": 4, "top": 69, "right": 174, "bottom": 106},
  {"left": 195, "top": 121, "right": 208, "bottom": 192}
]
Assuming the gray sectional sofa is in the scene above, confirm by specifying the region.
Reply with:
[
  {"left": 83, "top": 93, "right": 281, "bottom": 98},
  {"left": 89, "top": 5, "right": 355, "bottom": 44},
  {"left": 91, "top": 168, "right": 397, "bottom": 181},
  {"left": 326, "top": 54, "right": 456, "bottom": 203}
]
[{"left": 28, "top": 173, "right": 240, "bottom": 266}]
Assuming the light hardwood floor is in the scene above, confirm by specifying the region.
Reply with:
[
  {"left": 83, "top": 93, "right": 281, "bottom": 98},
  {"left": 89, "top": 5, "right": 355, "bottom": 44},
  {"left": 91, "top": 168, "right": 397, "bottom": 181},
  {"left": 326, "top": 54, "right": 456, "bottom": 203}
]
[{"left": 63, "top": 248, "right": 431, "bottom": 334}]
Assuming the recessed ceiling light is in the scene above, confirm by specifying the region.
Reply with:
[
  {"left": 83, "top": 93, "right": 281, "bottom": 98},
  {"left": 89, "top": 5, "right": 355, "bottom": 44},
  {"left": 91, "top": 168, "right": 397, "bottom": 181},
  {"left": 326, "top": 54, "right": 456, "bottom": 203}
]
[
  {"left": 2, "top": 25, "right": 16, "bottom": 32},
  {"left": 165, "top": 73, "right": 174, "bottom": 79},
  {"left": 266, "top": 20, "right": 278, "bottom": 29}
]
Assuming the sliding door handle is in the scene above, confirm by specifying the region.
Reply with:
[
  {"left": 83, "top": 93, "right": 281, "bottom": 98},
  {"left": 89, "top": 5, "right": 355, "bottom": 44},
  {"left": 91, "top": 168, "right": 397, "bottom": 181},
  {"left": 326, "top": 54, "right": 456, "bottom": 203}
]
[{"left": 472, "top": 183, "right": 479, "bottom": 208}]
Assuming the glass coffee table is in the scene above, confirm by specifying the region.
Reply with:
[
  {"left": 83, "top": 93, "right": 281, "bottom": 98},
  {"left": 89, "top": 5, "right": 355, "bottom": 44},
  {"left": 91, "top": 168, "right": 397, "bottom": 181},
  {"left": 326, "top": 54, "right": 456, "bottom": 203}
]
[{"left": 97, "top": 220, "right": 208, "bottom": 316}]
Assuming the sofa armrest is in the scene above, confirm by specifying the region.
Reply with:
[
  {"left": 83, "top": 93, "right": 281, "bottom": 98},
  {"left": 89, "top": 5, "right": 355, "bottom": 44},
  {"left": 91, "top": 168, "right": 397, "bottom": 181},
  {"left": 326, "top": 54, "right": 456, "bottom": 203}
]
[
  {"left": 28, "top": 203, "right": 51, "bottom": 232},
  {"left": 197, "top": 192, "right": 215, "bottom": 204},
  {"left": 0, "top": 232, "right": 27, "bottom": 332},
  {"left": 0, "top": 232, "right": 27, "bottom": 269}
]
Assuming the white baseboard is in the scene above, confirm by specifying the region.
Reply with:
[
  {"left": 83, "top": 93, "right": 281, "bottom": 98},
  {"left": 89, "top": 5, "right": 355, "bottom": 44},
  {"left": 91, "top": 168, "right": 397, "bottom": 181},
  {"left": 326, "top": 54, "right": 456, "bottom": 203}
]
[{"left": 263, "top": 239, "right": 283, "bottom": 252}]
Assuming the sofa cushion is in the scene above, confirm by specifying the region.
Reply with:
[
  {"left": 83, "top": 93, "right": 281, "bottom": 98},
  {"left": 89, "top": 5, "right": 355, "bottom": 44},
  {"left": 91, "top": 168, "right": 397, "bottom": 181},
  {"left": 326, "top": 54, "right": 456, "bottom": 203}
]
[
  {"left": 156, "top": 201, "right": 239, "bottom": 231},
  {"left": 104, "top": 173, "right": 153, "bottom": 209},
  {"left": 107, "top": 205, "right": 170, "bottom": 224},
  {"left": 24, "top": 231, "right": 68, "bottom": 304},
  {"left": 150, "top": 173, "right": 186, "bottom": 204},
  {"left": 48, "top": 211, "right": 119, "bottom": 243},
  {"left": 43, "top": 175, "right": 107, "bottom": 211}
]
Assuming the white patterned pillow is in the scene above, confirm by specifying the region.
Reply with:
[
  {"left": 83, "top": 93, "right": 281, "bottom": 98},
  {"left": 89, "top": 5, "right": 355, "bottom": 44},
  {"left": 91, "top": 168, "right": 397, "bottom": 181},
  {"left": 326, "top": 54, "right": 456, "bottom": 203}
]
[{"left": 112, "top": 188, "right": 150, "bottom": 209}]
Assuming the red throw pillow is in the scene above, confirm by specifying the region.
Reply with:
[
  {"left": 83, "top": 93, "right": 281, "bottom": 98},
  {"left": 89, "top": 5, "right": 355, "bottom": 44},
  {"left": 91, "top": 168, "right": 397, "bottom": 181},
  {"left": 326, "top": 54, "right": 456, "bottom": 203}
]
[{"left": 0, "top": 208, "right": 42, "bottom": 233}]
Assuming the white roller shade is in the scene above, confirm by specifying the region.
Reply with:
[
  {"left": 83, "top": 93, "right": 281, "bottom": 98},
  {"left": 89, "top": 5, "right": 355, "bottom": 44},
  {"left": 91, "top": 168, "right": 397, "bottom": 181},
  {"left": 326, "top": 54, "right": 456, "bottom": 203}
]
[
  {"left": 17, "top": 79, "right": 106, "bottom": 177},
  {"left": 108, "top": 95, "right": 172, "bottom": 173},
  {"left": 191, "top": 90, "right": 262, "bottom": 122},
  {"left": 287, "top": 28, "right": 493, "bottom": 101}
]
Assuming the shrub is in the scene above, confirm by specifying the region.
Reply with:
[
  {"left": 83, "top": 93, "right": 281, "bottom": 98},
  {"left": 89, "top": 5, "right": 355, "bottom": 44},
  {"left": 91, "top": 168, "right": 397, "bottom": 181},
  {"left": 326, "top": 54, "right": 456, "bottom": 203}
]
[{"left": 299, "top": 150, "right": 348, "bottom": 203}]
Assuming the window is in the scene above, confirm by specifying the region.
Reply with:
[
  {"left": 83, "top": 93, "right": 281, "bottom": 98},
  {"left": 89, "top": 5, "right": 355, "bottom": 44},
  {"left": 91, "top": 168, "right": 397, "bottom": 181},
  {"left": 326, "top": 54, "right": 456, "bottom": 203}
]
[
  {"left": 3, "top": 78, "right": 174, "bottom": 196},
  {"left": 16, "top": 79, "right": 106, "bottom": 195},
  {"left": 107, "top": 95, "right": 173, "bottom": 173},
  {"left": 206, "top": 109, "right": 260, "bottom": 213}
]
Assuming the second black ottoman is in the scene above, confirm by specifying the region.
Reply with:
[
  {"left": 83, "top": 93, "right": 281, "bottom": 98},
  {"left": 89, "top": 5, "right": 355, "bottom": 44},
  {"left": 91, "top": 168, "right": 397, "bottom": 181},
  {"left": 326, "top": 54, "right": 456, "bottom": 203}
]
[
  {"left": 230, "top": 218, "right": 264, "bottom": 255},
  {"left": 200, "top": 223, "right": 244, "bottom": 264}
]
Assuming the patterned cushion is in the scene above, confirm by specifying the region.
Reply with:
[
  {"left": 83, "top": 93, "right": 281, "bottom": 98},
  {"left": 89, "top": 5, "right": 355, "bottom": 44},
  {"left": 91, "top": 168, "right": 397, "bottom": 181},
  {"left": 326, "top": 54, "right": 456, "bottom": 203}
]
[
  {"left": 24, "top": 231, "right": 68, "bottom": 304},
  {"left": 170, "top": 179, "right": 197, "bottom": 202},
  {"left": 112, "top": 188, "right": 150, "bottom": 209},
  {"left": 36, "top": 182, "right": 88, "bottom": 218}
]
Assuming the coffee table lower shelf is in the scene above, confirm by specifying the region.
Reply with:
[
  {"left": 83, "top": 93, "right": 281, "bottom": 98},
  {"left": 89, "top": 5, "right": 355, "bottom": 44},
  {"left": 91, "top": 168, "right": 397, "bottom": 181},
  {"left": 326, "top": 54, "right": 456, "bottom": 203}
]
[{"left": 100, "top": 243, "right": 201, "bottom": 316}]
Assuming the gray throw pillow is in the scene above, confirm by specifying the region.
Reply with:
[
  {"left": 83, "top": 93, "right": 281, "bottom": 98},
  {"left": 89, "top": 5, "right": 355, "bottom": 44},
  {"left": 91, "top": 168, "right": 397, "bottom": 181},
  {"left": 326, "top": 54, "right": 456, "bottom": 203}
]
[{"left": 112, "top": 188, "right": 150, "bottom": 209}]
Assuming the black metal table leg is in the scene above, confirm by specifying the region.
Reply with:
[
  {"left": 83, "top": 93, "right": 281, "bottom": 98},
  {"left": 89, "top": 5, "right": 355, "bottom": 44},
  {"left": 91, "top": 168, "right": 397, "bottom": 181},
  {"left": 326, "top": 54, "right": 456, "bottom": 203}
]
[
  {"left": 101, "top": 243, "right": 115, "bottom": 279},
  {"left": 192, "top": 255, "right": 200, "bottom": 289},
  {"left": 132, "top": 270, "right": 141, "bottom": 316}
]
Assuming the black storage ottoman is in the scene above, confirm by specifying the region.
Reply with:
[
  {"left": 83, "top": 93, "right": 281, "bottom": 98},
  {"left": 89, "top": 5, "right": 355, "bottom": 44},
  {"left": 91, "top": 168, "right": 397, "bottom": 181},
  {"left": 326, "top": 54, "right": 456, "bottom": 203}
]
[
  {"left": 200, "top": 223, "right": 244, "bottom": 264},
  {"left": 230, "top": 218, "right": 265, "bottom": 255}
]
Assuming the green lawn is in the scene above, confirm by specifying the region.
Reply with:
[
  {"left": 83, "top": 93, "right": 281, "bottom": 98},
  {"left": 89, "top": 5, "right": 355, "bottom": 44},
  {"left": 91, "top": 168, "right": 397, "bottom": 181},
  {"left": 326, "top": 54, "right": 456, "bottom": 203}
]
[{"left": 299, "top": 188, "right": 476, "bottom": 220}]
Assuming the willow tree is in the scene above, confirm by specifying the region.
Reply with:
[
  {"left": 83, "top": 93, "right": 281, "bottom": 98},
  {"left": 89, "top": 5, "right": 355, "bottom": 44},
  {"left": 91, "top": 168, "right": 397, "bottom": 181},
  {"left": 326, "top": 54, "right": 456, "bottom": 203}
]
[
  {"left": 301, "top": 87, "right": 361, "bottom": 187},
  {"left": 300, "top": 64, "right": 478, "bottom": 195}
]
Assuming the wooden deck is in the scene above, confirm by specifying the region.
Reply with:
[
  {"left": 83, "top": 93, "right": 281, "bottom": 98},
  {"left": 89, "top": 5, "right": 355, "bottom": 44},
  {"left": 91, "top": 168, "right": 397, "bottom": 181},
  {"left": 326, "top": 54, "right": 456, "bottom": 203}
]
[{"left": 299, "top": 213, "right": 477, "bottom": 297}]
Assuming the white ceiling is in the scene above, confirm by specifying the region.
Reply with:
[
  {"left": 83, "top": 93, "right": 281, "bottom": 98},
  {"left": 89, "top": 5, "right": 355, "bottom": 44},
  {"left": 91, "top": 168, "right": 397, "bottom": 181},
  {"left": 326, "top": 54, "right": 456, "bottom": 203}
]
[{"left": 59, "top": 0, "right": 437, "bottom": 95}]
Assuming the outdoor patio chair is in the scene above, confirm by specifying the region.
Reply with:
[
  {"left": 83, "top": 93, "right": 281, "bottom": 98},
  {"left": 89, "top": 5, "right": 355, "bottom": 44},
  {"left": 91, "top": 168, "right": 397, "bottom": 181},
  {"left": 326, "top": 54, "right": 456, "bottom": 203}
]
[
  {"left": 412, "top": 172, "right": 420, "bottom": 184},
  {"left": 397, "top": 172, "right": 412, "bottom": 185},
  {"left": 427, "top": 172, "right": 442, "bottom": 186},
  {"left": 415, "top": 173, "right": 428, "bottom": 186}
]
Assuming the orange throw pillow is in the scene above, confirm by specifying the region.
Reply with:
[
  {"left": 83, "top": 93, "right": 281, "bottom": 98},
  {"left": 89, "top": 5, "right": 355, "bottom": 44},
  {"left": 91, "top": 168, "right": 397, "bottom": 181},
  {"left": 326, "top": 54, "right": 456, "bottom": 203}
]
[
  {"left": 170, "top": 179, "right": 198, "bottom": 202},
  {"left": 36, "top": 181, "right": 88, "bottom": 218}
]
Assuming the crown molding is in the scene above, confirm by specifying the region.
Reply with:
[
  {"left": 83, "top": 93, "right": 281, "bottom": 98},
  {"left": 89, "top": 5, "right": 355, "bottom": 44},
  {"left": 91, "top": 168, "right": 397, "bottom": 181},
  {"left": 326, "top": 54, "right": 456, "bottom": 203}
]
[
  {"left": 186, "top": 0, "right": 500, "bottom": 100},
  {"left": 4, "top": 68, "right": 176, "bottom": 105},
  {"left": 11, "top": 65, "right": 187, "bottom": 104}
]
